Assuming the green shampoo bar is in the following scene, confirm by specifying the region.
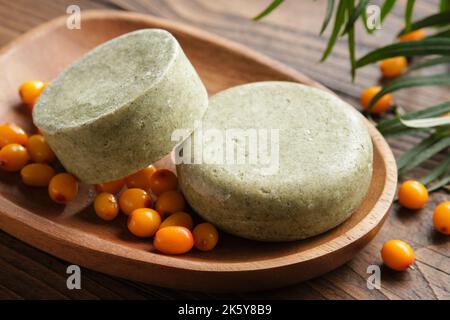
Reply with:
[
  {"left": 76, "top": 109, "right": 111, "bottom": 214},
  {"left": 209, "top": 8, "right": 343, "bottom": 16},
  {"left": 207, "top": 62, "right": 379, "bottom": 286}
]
[
  {"left": 177, "top": 82, "right": 373, "bottom": 241},
  {"left": 33, "top": 29, "right": 208, "bottom": 183}
]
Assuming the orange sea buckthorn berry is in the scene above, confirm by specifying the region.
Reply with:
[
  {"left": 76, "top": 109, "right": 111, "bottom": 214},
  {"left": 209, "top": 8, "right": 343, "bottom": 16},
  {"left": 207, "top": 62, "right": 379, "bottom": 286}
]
[
  {"left": 125, "top": 165, "right": 157, "bottom": 191},
  {"left": 398, "top": 29, "right": 425, "bottom": 42},
  {"left": 360, "top": 86, "right": 392, "bottom": 114},
  {"left": 159, "top": 212, "right": 193, "bottom": 230},
  {"left": 94, "top": 192, "right": 119, "bottom": 221},
  {"left": 95, "top": 178, "right": 125, "bottom": 194},
  {"left": 155, "top": 190, "right": 185, "bottom": 218},
  {"left": 0, "top": 123, "right": 28, "bottom": 147},
  {"left": 128, "top": 208, "right": 161, "bottom": 237},
  {"left": 380, "top": 56, "right": 407, "bottom": 78},
  {"left": 119, "top": 188, "right": 152, "bottom": 215},
  {"left": 20, "top": 163, "right": 55, "bottom": 187},
  {"left": 19, "top": 80, "right": 48, "bottom": 106},
  {"left": 193, "top": 223, "right": 219, "bottom": 252},
  {"left": 149, "top": 168, "right": 178, "bottom": 196},
  {"left": 27, "top": 134, "right": 55, "bottom": 163},
  {"left": 433, "top": 201, "right": 450, "bottom": 235},
  {"left": 398, "top": 180, "right": 429, "bottom": 209},
  {"left": 48, "top": 173, "right": 78, "bottom": 204},
  {"left": 153, "top": 226, "right": 194, "bottom": 255},
  {"left": 0, "top": 144, "right": 30, "bottom": 172},
  {"left": 381, "top": 240, "right": 415, "bottom": 271}
]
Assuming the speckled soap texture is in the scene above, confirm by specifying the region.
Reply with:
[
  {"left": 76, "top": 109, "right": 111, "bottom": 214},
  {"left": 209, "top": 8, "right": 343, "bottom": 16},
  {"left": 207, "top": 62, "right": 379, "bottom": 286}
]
[
  {"left": 33, "top": 29, "right": 208, "bottom": 183},
  {"left": 177, "top": 82, "right": 373, "bottom": 241}
]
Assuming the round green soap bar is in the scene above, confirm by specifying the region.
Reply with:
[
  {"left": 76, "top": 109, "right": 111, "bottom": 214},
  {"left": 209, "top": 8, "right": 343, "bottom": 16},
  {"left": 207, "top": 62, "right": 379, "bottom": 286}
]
[
  {"left": 33, "top": 29, "right": 208, "bottom": 184},
  {"left": 176, "top": 82, "right": 373, "bottom": 241}
]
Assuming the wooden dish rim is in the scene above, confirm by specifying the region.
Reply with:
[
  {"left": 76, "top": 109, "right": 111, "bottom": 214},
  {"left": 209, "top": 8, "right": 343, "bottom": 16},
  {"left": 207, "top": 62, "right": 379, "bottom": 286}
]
[{"left": 0, "top": 10, "right": 398, "bottom": 273}]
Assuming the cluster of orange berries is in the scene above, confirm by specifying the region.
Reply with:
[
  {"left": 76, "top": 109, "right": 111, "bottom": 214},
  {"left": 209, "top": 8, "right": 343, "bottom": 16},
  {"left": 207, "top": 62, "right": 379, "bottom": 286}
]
[
  {"left": 1, "top": 79, "right": 220, "bottom": 256},
  {"left": 360, "top": 29, "right": 425, "bottom": 114},
  {"left": 94, "top": 167, "right": 219, "bottom": 255}
]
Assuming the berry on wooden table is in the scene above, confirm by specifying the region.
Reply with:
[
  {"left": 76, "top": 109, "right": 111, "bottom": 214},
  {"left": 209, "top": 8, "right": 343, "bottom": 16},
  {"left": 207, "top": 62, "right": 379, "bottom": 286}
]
[
  {"left": 398, "top": 180, "right": 428, "bottom": 210},
  {"left": 381, "top": 240, "right": 415, "bottom": 271},
  {"left": 433, "top": 201, "right": 450, "bottom": 235},
  {"left": 159, "top": 212, "right": 193, "bottom": 230},
  {"left": 19, "top": 80, "right": 48, "bottom": 106},
  {"left": 360, "top": 86, "right": 392, "bottom": 114}
]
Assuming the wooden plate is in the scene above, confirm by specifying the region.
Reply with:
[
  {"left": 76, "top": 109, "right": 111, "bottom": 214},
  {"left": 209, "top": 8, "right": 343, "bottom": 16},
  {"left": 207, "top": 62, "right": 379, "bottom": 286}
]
[{"left": 0, "top": 10, "right": 397, "bottom": 293}]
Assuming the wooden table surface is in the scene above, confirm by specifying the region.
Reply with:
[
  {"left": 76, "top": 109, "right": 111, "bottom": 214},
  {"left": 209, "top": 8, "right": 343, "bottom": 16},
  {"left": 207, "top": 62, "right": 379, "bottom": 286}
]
[{"left": 0, "top": 0, "right": 448, "bottom": 300}]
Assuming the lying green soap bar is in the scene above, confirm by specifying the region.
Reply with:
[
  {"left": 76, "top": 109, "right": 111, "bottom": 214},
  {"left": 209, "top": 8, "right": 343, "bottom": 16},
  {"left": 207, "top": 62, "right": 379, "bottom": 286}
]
[
  {"left": 33, "top": 29, "right": 208, "bottom": 183},
  {"left": 176, "top": 82, "right": 373, "bottom": 242}
]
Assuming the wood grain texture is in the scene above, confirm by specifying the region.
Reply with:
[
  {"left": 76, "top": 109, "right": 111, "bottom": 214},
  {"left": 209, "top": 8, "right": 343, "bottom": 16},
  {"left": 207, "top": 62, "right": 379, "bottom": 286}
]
[{"left": 0, "top": 0, "right": 448, "bottom": 299}]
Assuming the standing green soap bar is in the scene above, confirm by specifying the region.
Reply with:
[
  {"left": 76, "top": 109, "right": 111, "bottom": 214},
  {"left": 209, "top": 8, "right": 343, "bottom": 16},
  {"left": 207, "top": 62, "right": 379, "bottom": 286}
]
[
  {"left": 33, "top": 29, "right": 208, "bottom": 183},
  {"left": 177, "top": 82, "right": 373, "bottom": 242}
]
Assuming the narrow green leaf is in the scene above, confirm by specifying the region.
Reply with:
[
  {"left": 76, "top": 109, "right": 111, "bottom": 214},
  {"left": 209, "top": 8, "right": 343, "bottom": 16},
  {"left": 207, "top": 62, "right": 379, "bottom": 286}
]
[
  {"left": 343, "top": 0, "right": 369, "bottom": 35},
  {"left": 253, "top": 0, "right": 285, "bottom": 21},
  {"left": 381, "top": 0, "right": 396, "bottom": 21},
  {"left": 399, "top": 135, "right": 450, "bottom": 175},
  {"left": 407, "top": 56, "right": 450, "bottom": 72},
  {"left": 396, "top": 134, "right": 441, "bottom": 170},
  {"left": 404, "top": 0, "right": 416, "bottom": 33},
  {"left": 369, "top": 73, "right": 450, "bottom": 109},
  {"left": 428, "top": 174, "right": 450, "bottom": 192},
  {"left": 377, "top": 101, "right": 450, "bottom": 132},
  {"left": 346, "top": 0, "right": 357, "bottom": 81},
  {"left": 381, "top": 127, "right": 430, "bottom": 137},
  {"left": 398, "top": 12, "right": 450, "bottom": 35},
  {"left": 356, "top": 38, "right": 450, "bottom": 69},
  {"left": 420, "top": 156, "right": 450, "bottom": 185},
  {"left": 428, "top": 28, "right": 450, "bottom": 38},
  {"left": 320, "top": 0, "right": 336, "bottom": 35},
  {"left": 440, "top": 0, "right": 450, "bottom": 12},
  {"left": 400, "top": 116, "right": 450, "bottom": 128},
  {"left": 321, "top": 0, "right": 347, "bottom": 62}
]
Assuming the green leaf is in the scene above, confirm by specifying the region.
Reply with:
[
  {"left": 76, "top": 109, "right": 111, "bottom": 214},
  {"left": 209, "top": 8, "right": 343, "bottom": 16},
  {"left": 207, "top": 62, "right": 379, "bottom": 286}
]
[
  {"left": 407, "top": 56, "right": 450, "bottom": 72},
  {"left": 400, "top": 116, "right": 450, "bottom": 128},
  {"left": 356, "top": 38, "right": 450, "bottom": 69},
  {"left": 428, "top": 174, "right": 450, "bottom": 192},
  {"left": 361, "top": 8, "right": 374, "bottom": 33},
  {"left": 346, "top": 0, "right": 357, "bottom": 81},
  {"left": 253, "top": 0, "right": 285, "bottom": 21},
  {"left": 369, "top": 73, "right": 450, "bottom": 110},
  {"left": 321, "top": 0, "right": 347, "bottom": 62},
  {"left": 343, "top": 0, "right": 369, "bottom": 35},
  {"left": 320, "top": 0, "right": 336, "bottom": 35},
  {"left": 396, "top": 134, "right": 441, "bottom": 170},
  {"left": 398, "top": 12, "right": 450, "bottom": 35},
  {"left": 404, "top": 0, "right": 416, "bottom": 33},
  {"left": 420, "top": 156, "right": 450, "bottom": 185},
  {"left": 377, "top": 101, "right": 450, "bottom": 133},
  {"left": 381, "top": 0, "right": 396, "bottom": 21},
  {"left": 428, "top": 28, "right": 450, "bottom": 38},
  {"left": 440, "top": 0, "right": 450, "bottom": 12},
  {"left": 399, "top": 134, "right": 450, "bottom": 175}
]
